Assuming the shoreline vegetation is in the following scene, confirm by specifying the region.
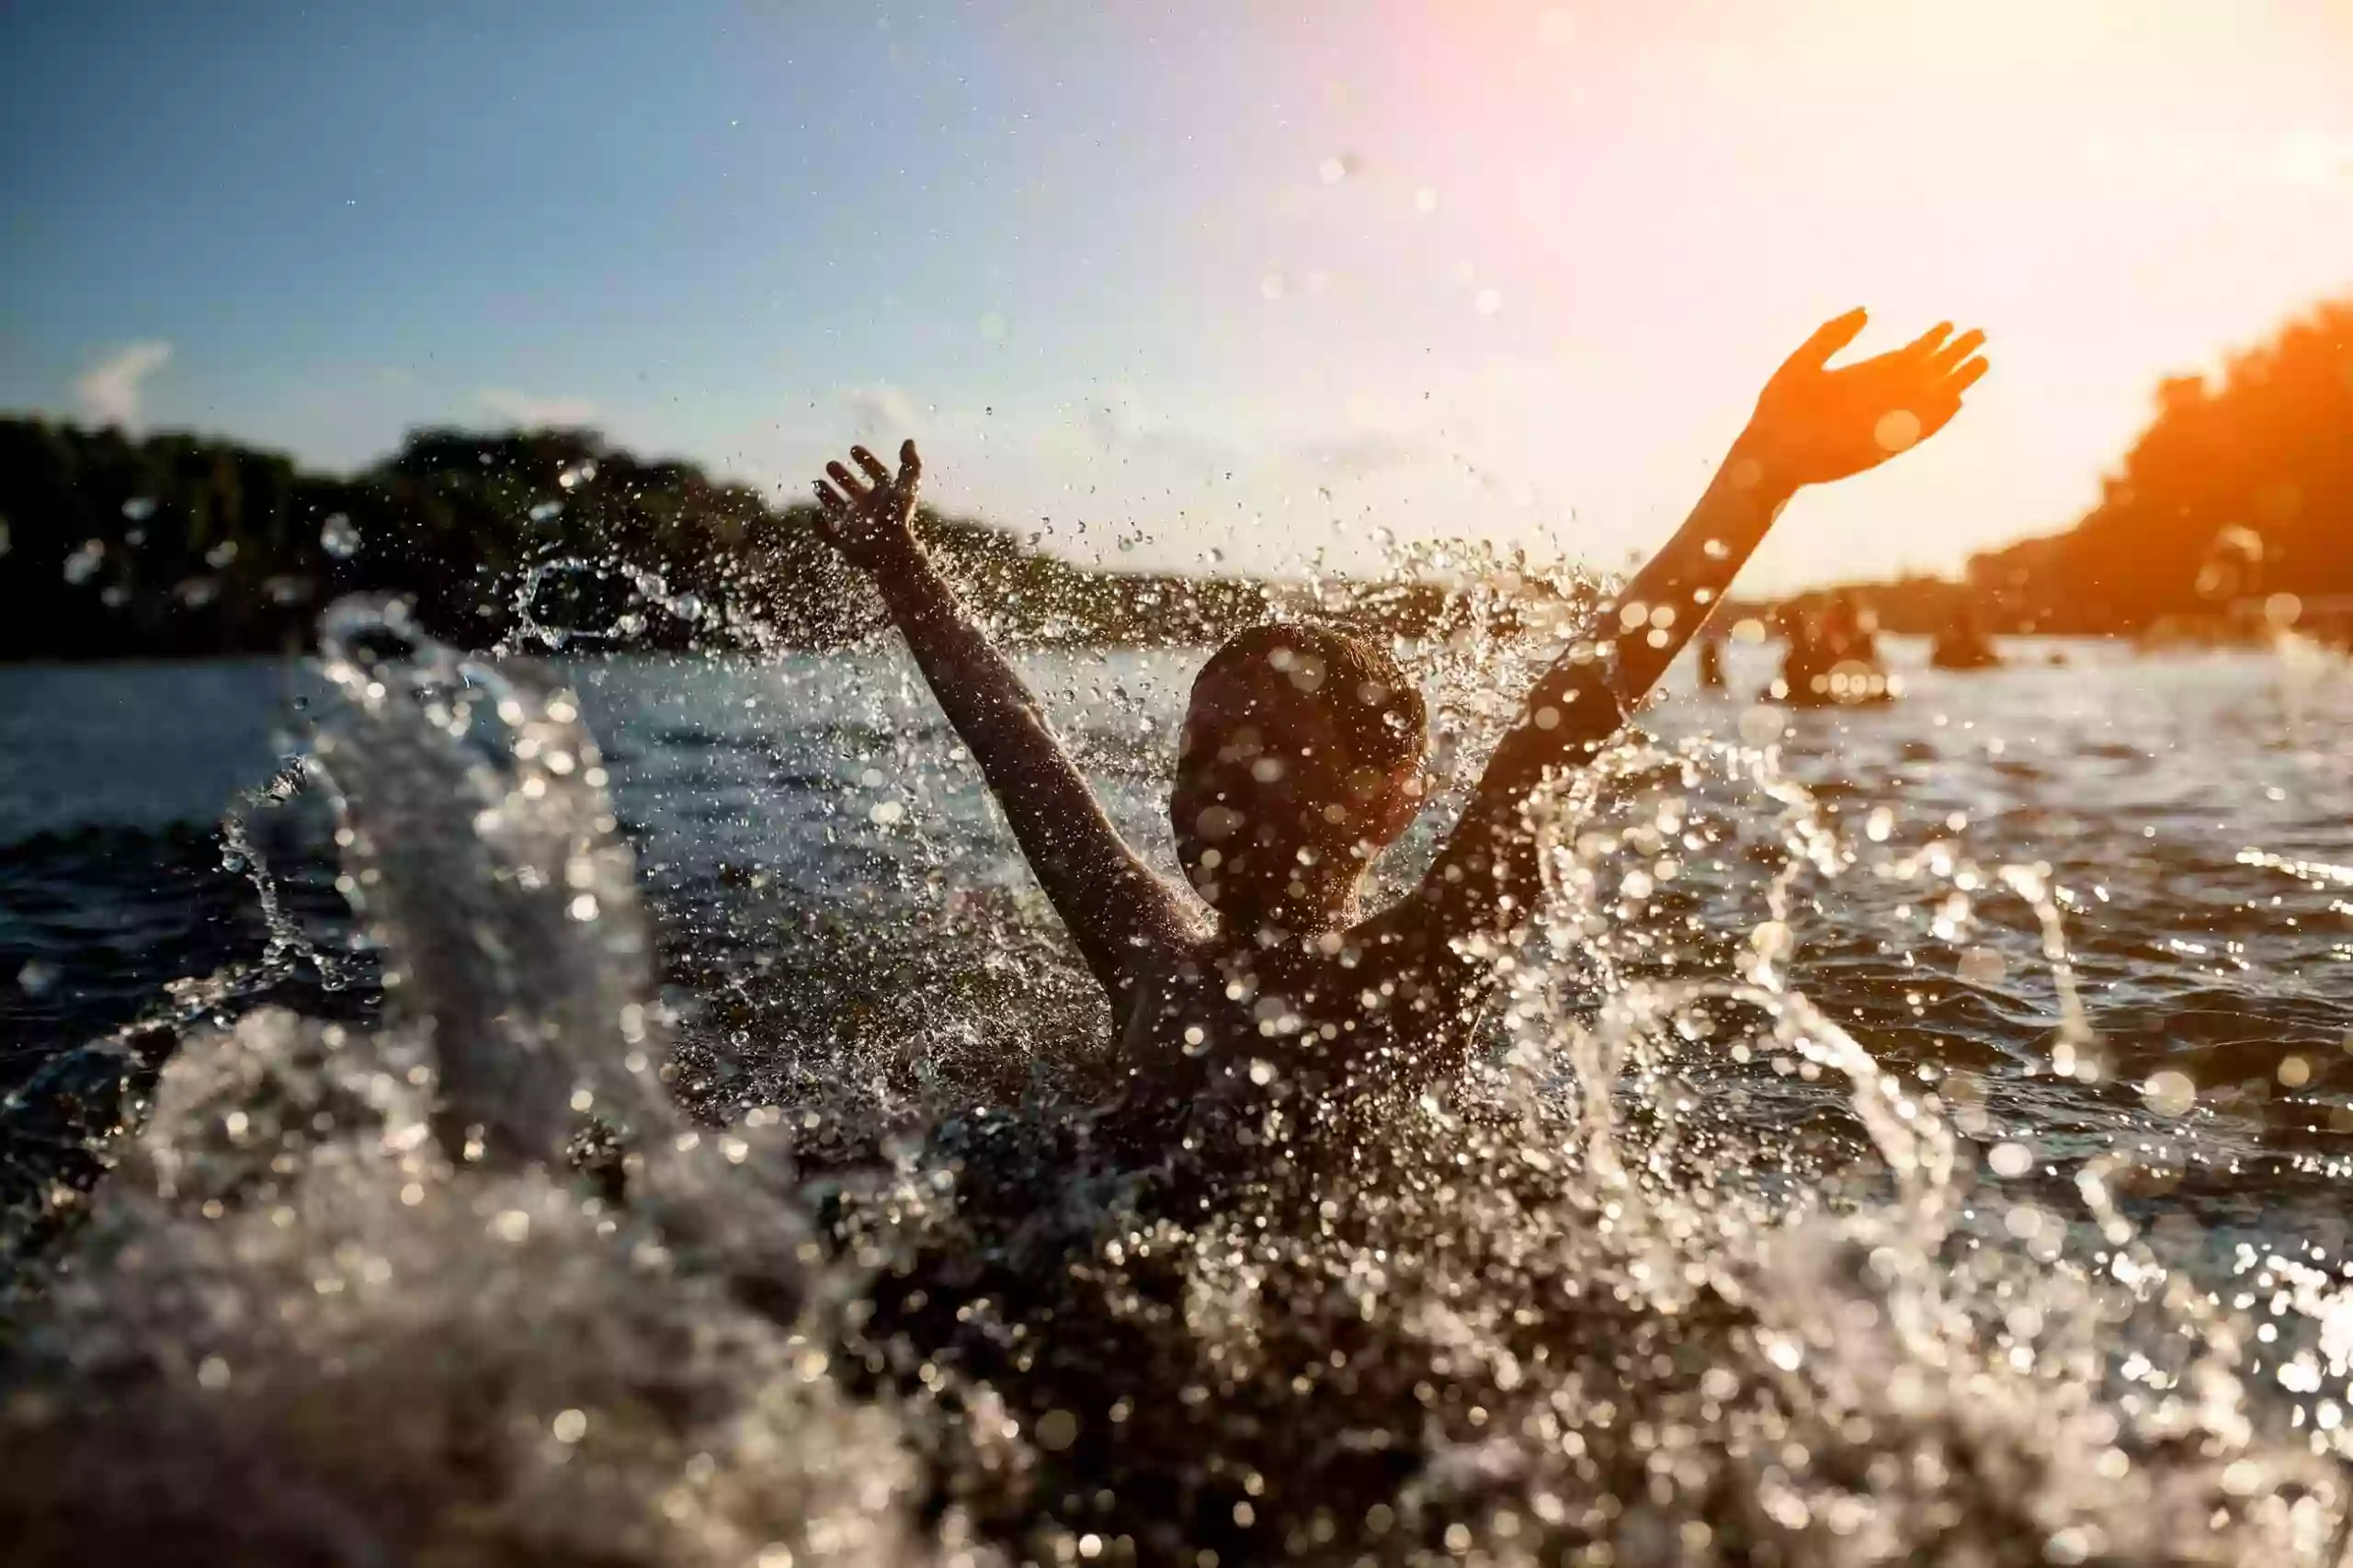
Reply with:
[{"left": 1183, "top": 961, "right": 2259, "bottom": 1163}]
[
  {"left": 1791, "top": 296, "right": 2353, "bottom": 642},
  {"left": 3, "top": 294, "right": 2345, "bottom": 662},
  {"left": 0, "top": 417, "right": 1589, "bottom": 662}
]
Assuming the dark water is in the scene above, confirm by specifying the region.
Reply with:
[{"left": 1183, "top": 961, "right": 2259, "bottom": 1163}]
[
  {"left": 5, "top": 631, "right": 2352, "bottom": 1565},
  {"left": 10, "top": 641, "right": 2348, "bottom": 1129}
]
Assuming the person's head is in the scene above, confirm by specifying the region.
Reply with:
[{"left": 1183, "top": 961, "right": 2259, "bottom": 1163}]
[{"left": 1170, "top": 623, "right": 1427, "bottom": 936}]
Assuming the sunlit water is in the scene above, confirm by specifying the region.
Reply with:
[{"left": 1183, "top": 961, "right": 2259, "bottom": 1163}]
[{"left": 5, "top": 615, "right": 2352, "bottom": 1566}]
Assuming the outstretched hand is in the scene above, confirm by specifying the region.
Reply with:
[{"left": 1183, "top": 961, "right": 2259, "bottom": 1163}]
[
  {"left": 1743, "top": 311, "right": 1988, "bottom": 488},
  {"left": 812, "top": 438, "right": 923, "bottom": 566}
]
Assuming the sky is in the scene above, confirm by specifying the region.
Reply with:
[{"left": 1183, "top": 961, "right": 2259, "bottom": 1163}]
[{"left": 4, "top": 0, "right": 2349, "bottom": 590}]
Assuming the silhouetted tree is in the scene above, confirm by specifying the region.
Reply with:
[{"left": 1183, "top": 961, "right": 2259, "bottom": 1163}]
[
  {"left": 1969, "top": 297, "right": 2352, "bottom": 632},
  {"left": 0, "top": 419, "right": 1502, "bottom": 660}
]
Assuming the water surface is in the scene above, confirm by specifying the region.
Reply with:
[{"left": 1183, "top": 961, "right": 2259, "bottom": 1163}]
[{"left": 5, "top": 632, "right": 2351, "bottom": 1565}]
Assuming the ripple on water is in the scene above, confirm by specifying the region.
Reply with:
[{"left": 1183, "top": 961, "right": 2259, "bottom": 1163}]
[{"left": 2, "top": 631, "right": 2351, "bottom": 1563}]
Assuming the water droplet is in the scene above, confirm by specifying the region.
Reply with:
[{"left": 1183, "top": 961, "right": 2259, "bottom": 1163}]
[
  {"left": 1873, "top": 409, "right": 1922, "bottom": 453},
  {"left": 320, "top": 513, "right": 361, "bottom": 558},
  {"left": 869, "top": 799, "right": 905, "bottom": 826},
  {"left": 1986, "top": 1141, "right": 2034, "bottom": 1178},
  {"left": 63, "top": 540, "right": 104, "bottom": 585},
  {"left": 1414, "top": 187, "right": 1439, "bottom": 214},
  {"left": 16, "top": 959, "right": 60, "bottom": 996},
  {"left": 2141, "top": 1069, "right": 2197, "bottom": 1118},
  {"left": 1035, "top": 1408, "right": 1079, "bottom": 1450},
  {"left": 1737, "top": 705, "right": 1785, "bottom": 747},
  {"left": 1473, "top": 288, "right": 1503, "bottom": 316},
  {"left": 551, "top": 1408, "right": 588, "bottom": 1444}
]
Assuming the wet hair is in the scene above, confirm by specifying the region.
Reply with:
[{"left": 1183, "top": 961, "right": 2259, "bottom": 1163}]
[{"left": 1184, "top": 622, "right": 1426, "bottom": 775}]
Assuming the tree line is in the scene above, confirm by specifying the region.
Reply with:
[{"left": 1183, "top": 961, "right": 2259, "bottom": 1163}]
[
  {"left": 0, "top": 419, "right": 1557, "bottom": 661},
  {"left": 1962, "top": 295, "right": 2351, "bottom": 635},
  {"left": 7, "top": 294, "right": 2343, "bottom": 659}
]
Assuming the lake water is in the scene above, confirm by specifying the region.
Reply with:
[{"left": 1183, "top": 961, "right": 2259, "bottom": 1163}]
[{"left": 5, "top": 627, "right": 2353, "bottom": 1565}]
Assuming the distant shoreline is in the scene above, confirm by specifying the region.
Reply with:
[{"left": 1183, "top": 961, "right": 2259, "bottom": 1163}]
[
  {"left": 0, "top": 629, "right": 2184, "bottom": 674},
  {"left": 2, "top": 415, "right": 1622, "bottom": 663},
  {"left": 14, "top": 280, "right": 2352, "bottom": 665}
]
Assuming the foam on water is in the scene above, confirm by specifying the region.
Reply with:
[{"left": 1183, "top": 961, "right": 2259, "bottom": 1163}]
[{"left": 5, "top": 592, "right": 2352, "bottom": 1566}]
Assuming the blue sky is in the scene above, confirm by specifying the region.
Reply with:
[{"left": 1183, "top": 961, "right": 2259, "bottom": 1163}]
[{"left": 6, "top": 1, "right": 2351, "bottom": 587}]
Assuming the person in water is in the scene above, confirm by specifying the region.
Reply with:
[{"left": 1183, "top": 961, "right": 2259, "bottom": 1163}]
[
  {"left": 1696, "top": 631, "right": 1729, "bottom": 691},
  {"left": 809, "top": 311, "right": 1985, "bottom": 1131}
]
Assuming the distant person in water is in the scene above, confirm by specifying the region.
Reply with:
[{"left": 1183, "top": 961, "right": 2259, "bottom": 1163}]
[
  {"left": 1930, "top": 600, "right": 2003, "bottom": 670},
  {"left": 807, "top": 311, "right": 1985, "bottom": 1136},
  {"left": 1779, "top": 590, "right": 1893, "bottom": 705},
  {"left": 1696, "top": 632, "right": 1728, "bottom": 691}
]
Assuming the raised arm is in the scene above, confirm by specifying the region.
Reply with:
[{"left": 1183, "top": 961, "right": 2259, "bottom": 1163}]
[
  {"left": 811, "top": 440, "right": 1193, "bottom": 989},
  {"left": 1415, "top": 311, "right": 1990, "bottom": 939}
]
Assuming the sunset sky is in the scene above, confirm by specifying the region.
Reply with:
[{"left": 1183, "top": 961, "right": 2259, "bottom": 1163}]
[{"left": 5, "top": 1, "right": 2349, "bottom": 588}]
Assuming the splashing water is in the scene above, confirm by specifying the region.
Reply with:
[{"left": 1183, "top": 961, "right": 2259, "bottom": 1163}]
[
  {"left": 5, "top": 587, "right": 2352, "bottom": 1566},
  {"left": 3, "top": 598, "right": 915, "bottom": 1565}
]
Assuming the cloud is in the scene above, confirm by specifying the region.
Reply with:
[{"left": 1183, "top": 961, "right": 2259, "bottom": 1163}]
[
  {"left": 73, "top": 341, "right": 173, "bottom": 428},
  {"left": 1084, "top": 390, "right": 1436, "bottom": 482},
  {"left": 1082, "top": 383, "right": 1155, "bottom": 447},
  {"left": 840, "top": 383, "right": 925, "bottom": 438},
  {"left": 1288, "top": 430, "right": 1433, "bottom": 480},
  {"left": 1066, "top": 385, "right": 1245, "bottom": 472},
  {"left": 2079, "top": 129, "right": 2353, "bottom": 194},
  {"left": 2268, "top": 131, "right": 2353, "bottom": 192},
  {"left": 477, "top": 388, "right": 598, "bottom": 426}
]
